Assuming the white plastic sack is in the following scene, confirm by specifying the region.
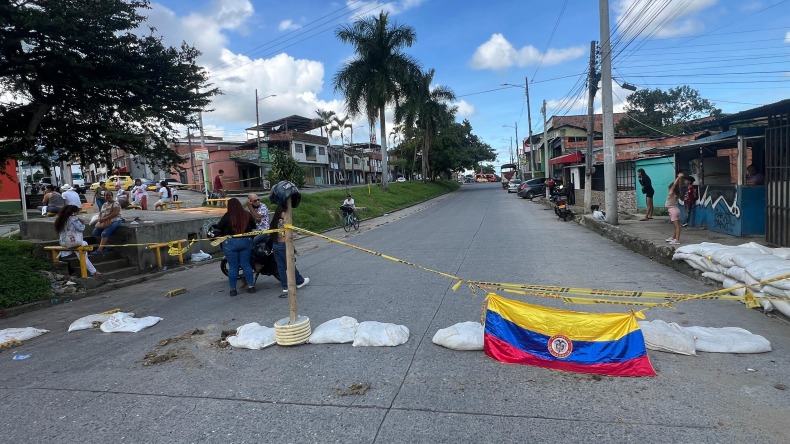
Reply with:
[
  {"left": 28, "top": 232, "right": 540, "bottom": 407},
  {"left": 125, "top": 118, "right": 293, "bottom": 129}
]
[
  {"left": 638, "top": 320, "right": 696, "bottom": 356},
  {"left": 68, "top": 312, "right": 134, "bottom": 332},
  {"left": 711, "top": 247, "right": 767, "bottom": 268},
  {"left": 722, "top": 278, "right": 746, "bottom": 297},
  {"left": 0, "top": 327, "right": 49, "bottom": 343},
  {"left": 770, "top": 300, "right": 790, "bottom": 317},
  {"left": 99, "top": 312, "right": 162, "bottom": 333},
  {"left": 701, "top": 271, "right": 727, "bottom": 283},
  {"left": 227, "top": 323, "right": 276, "bottom": 349},
  {"left": 745, "top": 262, "right": 790, "bottom": 290},
  {"left": 89, "top": 214, "right": 99, "bottom": 226},
  {"left": 308, "top": 316, "right": 359, "bottom": 344},
  {"left": 676, "top": 242, "right": 726, "bottom": 258},
  {"left": 352, "top": 321, "right": 409, "bottom": 347},
  {"left": 684, "top": 326, "right": 771, "bottom": 353},
  {"left": 731, "top": 254, "right": 780, "bottom": 270},
  {"left": 739, "top": 242, "right": 775, "bottom": 255},
  {"left": 771, "top": 248, "right": 790, "bottom": 260},
  {"left": 432, "top": 321, "right": 484, "bottom": 351},
  {"left": 190, "top": 250, "right": 212, "bottom": 262}
]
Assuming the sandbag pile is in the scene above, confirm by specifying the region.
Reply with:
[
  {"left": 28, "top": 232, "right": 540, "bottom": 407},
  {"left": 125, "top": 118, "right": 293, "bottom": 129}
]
[
  {"left": 673, "top": 242, "right": 790, "bottom": 317},
  {"left": 304, "top": 317, "right": 410, "bottom": 347}
]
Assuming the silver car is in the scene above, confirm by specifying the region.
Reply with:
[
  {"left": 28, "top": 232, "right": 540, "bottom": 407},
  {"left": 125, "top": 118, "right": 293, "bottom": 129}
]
[{"left": 507, "top": 179, "right": 522, "bottom": 193}]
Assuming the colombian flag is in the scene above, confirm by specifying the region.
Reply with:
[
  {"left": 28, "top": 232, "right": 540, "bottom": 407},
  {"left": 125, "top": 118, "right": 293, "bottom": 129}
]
[{"left": 484, "top": 294, "right": 656, "bottom": 377}]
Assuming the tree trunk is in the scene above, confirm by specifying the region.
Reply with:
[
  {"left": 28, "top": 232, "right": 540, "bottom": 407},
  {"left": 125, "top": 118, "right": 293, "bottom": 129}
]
[{"left": 379, "top": 107, "right": 388, "bottom": 190}]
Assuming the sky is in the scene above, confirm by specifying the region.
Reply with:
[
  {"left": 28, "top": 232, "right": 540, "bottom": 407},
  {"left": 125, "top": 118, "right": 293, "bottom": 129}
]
[{"left": 145, "top": 0, "right": 790, "bottom": 167}]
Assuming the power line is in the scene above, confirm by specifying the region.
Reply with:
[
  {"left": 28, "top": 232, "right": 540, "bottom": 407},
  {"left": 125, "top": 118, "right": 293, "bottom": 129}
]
[{"left": 531, "top": 0, "right": 569, "bottom": 82}]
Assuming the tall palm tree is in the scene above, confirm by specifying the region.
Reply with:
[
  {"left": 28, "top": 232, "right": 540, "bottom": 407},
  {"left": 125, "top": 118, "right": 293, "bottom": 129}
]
[
  {"left": 397, "top": 68, "right": 456, "bottom": 181},
  {"left": 333, "top": 11, "right": 421, "bottom": 189},
  {"left": 314, "top": 108, "right": 336, "bottom": 138}
]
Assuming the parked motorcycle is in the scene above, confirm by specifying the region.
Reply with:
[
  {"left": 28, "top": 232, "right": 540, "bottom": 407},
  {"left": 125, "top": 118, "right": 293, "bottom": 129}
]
[{"left": 549, "top": 182, "right": 573, "bottom": 221}]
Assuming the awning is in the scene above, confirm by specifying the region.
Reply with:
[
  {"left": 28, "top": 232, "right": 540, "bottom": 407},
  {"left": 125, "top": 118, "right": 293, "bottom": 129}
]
[
  {"left": 549, "top": 151, "right": 583, "bottom": 165},
  {"left": 640, "top": 127, "right": 765, "bottom": 155}
]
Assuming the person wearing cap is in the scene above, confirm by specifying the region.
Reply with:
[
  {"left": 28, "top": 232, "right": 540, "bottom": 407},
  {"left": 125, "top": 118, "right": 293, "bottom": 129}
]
[
  {"left": 681, "top": 175, "right": 697, "bottom": 227},
  {"left": 61, "top": 184, "right": 81, "bottom": 207},
  {"left": 93, "top": 181, "right": 107, "bottom": 212}
]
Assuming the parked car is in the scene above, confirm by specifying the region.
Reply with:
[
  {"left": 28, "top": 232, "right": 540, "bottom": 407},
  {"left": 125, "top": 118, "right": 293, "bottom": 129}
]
[
  {"left": 507, "top": 179, "right": 522, "bottom": 193},
  {"left": 517, "top": 177, "right": 549, "bottom": 199},
  {"left": 91, "top": 175, "right": 134, "bottom": 191},
  {"left": 163, "top": 178, "right": 186, "bottom": 189},
  {"left": 396, "top": 177, "right": 407, "bottom": 183}
]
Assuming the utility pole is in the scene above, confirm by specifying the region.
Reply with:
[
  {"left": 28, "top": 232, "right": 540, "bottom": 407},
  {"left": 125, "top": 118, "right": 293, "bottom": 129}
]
[
  {"left": 255, "top": 89, "right": 262, "bottom": 156},
  {"left": 542, "top": 100, "right": 550, "bottom": 199},
  {"left": 584, "top": 40, "right": 599, "bottom": 213},
  {"left": 525, "top": 76, "right": 536, "bottom": 176},
  {"left": 187, "top": 126, "right": 196, "bottom": 188},
  {"left": 599, "top": 0, "right": 618, "bottom": 224},
  {"left": 198, "top": 106, "right": 209, "bottom": 199}
]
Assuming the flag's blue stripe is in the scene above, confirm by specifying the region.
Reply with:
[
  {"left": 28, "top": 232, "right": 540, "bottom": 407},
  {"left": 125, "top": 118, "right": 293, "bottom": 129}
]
[{"left": 485, "top": 309, "right": 647, "bottom": 365}]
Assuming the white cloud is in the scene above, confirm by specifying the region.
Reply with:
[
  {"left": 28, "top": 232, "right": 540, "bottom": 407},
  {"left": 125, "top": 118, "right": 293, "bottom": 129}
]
[
  {"left": 470, "top": 34, "right": 585, "bottom": 70},
  {"left": 613, "top": 0, "right": 718, "bottom": 39},
  {"left": 454, "top": 100, "right": 475, "bottom": 118},
  {"left": 279, "top": 19, "right": 301, "bottom": 31},
  {"left": 785, "top": 31, "right": 790, "bottom": 43}
]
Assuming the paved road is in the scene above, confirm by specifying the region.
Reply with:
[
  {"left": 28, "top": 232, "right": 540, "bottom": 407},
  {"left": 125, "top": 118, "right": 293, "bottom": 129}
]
[{"left": 2, "top": 182, "right": 788, "bottom": 443}]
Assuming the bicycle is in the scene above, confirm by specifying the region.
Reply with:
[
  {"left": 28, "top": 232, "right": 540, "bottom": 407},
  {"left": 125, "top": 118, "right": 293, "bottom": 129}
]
[{"left": 341, "top": 206, "right": 359, "bottom": 232}]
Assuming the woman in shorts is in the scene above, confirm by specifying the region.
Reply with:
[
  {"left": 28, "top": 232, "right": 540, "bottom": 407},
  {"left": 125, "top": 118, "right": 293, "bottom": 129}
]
[
  {"left": 665, "top": 172, "right": 684, "bottom": 245},
  {"left": 637, "top": 168, "right": 654, "bottom": 221}
]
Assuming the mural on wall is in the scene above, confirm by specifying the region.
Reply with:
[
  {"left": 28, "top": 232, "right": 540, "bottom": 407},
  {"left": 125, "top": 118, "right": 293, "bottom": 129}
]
[{"left": 693, "top": 185, "right": 741, "bottom": 236}]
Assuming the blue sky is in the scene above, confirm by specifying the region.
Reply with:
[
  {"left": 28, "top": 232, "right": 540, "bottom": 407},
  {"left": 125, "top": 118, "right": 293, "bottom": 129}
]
[{"left": 147, "top": 0, "right": 790, "bottom": 167}]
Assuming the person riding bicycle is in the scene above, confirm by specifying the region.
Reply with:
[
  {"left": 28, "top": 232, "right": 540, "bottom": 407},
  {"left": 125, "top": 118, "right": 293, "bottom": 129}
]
[{"left": 341, "top": 193, "right": 356, "bottom": 219}]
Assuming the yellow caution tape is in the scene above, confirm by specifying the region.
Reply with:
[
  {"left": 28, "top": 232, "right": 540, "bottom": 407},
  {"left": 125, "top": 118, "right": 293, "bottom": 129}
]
[{"left": 100, "top": 308, "right": 121, "bottom": 314}]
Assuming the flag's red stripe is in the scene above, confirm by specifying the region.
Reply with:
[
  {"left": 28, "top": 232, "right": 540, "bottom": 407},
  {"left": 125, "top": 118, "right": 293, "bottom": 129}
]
[{"left": 484, "top": 333, "right": 656, "bottom": 377}]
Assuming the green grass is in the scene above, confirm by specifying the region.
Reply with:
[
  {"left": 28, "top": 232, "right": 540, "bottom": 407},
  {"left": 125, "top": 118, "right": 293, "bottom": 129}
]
[
  {"left": 0, "top": 238, "right": 52, "bottom": 309},
  {"left": 293, "top": 180, "right": 460, "bottom": 232}
]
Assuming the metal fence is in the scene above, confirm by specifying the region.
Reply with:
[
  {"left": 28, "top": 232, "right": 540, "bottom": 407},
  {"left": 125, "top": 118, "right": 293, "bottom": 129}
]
[{"left": 766, "top": 108, "right": 790, "bottom": 247}]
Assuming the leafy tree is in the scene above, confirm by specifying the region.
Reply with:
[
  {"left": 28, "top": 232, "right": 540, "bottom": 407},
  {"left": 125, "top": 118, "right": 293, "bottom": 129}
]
[
  {"left": 333, "top": 11, "right": 422, "bottom": 190},
  {"left": 0, "top": 0, "right": 217, "bottom": 171},
  {"left": 430, "top": 120, "right": 495, "bottom": 179},
  {"left": 396, "top": 68, "right": 456, "bottom": 181},
  {"left": 267, "top": 148, "right": 306, "bottom": 189},
  {"left": 615, "top": 86, "right": 721, "bottom": 136},
  {"left": 313, "top": 109, "right": 336, "bottom": 138}
]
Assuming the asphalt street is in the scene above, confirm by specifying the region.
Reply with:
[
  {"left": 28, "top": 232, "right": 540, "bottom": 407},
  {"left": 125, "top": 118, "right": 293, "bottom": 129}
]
[{"left": 2, "top": 182, "right": 788, "bottom": 443}]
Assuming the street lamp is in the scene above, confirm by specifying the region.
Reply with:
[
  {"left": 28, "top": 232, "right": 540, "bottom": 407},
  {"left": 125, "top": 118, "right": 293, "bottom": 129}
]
[
  {"left": 502, "top": 123, "right": 521, "bottom": 180},
  {"left": 502, "top": 79, "right": 536, "bottom": 176},
  {"left": 255, "top": 91, "right": 277, "bottom": 151}
]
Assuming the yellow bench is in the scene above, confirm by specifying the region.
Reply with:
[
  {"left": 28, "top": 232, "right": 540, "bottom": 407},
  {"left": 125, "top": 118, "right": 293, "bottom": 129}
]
[
  {"left": 205, "top": 198, "right": 230, "bottom": 206},
  {"left": 44, "top": 245, "right": 94, "bottom": 279},
  {"left": 155, "top": 201, "right": 184, "bottom": 210},
  {"left": 147, "top": 241, "right": 184, "bottom": 269},
  {"left": 126, "top": 204, "right": 142, "bottom": 210}
]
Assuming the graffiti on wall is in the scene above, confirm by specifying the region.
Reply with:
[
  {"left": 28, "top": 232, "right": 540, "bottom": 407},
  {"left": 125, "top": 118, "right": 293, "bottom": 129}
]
[{"left": 696, "top": 185, "right": 740, "bottom": 236}]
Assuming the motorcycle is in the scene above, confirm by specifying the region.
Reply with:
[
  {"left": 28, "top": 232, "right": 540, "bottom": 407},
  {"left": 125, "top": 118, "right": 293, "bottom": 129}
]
[
  {"left": 209, "top": 226, "right": 281, "bottom": 285},
  {"left": 549, "top": 182, "right": 573, "bottom": 221}
]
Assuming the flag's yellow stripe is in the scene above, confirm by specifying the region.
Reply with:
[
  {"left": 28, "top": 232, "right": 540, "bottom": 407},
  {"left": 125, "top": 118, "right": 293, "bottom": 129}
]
[{"left": 487, "top": 294, "right": 640, "bottom": 342}]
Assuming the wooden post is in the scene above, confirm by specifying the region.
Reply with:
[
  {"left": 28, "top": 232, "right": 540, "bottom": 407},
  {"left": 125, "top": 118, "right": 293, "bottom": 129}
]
[{"left": 284, "top": 197, "right": 299, "bottom": 323}]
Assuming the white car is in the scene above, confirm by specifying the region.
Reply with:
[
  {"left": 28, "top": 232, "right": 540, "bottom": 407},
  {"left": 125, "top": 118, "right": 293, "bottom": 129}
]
[
  {"left": 507, "top": 179, "right": 522, "bottom": 193},
  {"left": 396, "top": 177, "right": 407, "bottom": 182}
]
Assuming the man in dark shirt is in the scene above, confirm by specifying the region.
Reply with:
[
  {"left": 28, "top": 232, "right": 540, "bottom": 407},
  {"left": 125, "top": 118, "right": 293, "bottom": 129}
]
[{"left": 682, "top": 176, "right": 698, "bottom": 227}]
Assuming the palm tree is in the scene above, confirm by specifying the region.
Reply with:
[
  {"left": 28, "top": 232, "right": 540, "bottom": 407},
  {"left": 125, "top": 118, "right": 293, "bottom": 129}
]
[
  {"left": 397, "top": 68, "right": 456, "bottom": 181},
  {"left": 314, "top": 108, "right": 336, "bottom": 138},
  {"left": 333, "top": 11, "right": 421, "bottom": 189}
]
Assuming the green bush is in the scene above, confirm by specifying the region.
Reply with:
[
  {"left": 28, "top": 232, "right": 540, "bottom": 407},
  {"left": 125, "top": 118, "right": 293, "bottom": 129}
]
[{"left": 0, "top": 239, "right": 52, "bottom": 308}]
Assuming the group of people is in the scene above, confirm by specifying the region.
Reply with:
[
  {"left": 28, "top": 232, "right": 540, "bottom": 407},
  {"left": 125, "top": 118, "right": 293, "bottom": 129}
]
[
  {"left": 216, "top": 193, "right": 308, "bottom": 297},
  {"left": 41, "top": 184, "right": 81, "bottom": 215},
  {"left": 637, "top": 163, "right": 765, "bottom": 246},
  {"left": 92, "top": 179, "right": 176, "bottom": 211}
]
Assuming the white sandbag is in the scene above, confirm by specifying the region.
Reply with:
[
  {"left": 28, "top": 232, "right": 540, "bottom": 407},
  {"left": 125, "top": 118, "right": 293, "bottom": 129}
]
[
  {"left": 227, "top": 322, "right": 276, "bottom": 349},
  {"left": 99, "top": 312, "right": 162, "bottom": 333},
  {"left": 684, "top": 326, "right": 771, "bottom": 353},
  {"left": 0, "top": 327, "right": 49, "bottom": 343},
  {"left": 68, "top": 312, "right": 134, "bottom": 332},
  {"left": 738, "top": 242, "right": 775, "bottom": 255},
  {"left": 637, "top": 320, "right": 696, "bottom": 356},
  {"left": 771, "top": 248, "right": 790, "bottom": 260},
  {"left": 770, "top": 300, "right": 790, "bottom": 317},
  {"left": 722, "top": 278, "right": 746, "bottom": 296},
  {"left": 725, "top": 266, "right": 762, "bottom": 291},
  {"left": 675, "top": 242, "right": 725, "bottom": 257},
  {"left": 672, "top": 252, "right": 693, "bottom": 261},
  {"left": 308, "top": 316, "right": 359, "bottom": 344},
  {"left": 685, "top": 254, "right": 719, "bottom": 273},
  {"left": 701, "top": 271, "right": 727, "bottom": 283},
  {"left": 711, "top": 247, "right": 767, "bottom": 268},
  {"left": 731, "top": 254, "right": 782, "bottom": 270},
  {"left": 758, "top": 298, "right": 774, "bottom": 313},
  {"left": 432, "top": 321, "right": 484, "bottom": 351},
  {"left": 745, "top": 262, "right": 790, "bottom": 290},
  {"left": 190, "top": 250, "right": 212, "bottom": 262},
  {"left": 763, "top": 285, "right": 790, "bottom": 298},
  {"left": 352, "top": 321, "right": 409, "bottom": 347}
]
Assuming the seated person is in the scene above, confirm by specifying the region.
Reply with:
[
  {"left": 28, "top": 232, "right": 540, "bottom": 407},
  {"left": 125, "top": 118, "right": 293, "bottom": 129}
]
[
  {"left": 41, "top": 185, "right": 65, "bottom": 215},
  {"left": 116, "top": 184, "right": 130, "bottom": 209},
  {"left": 746, "top": 164, "right": 765, "bottom": 185},
  {"left": 154, "top": 181, "right": 173, "bottom": 210},
  {"left": 131, "top": 179, "right": 148, "bottom": 209}
]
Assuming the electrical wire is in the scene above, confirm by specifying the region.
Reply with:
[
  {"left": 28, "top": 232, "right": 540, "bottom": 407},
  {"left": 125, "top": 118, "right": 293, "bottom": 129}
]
[{"left": 531, "top": 0, "right": 569, "bottom": 82}]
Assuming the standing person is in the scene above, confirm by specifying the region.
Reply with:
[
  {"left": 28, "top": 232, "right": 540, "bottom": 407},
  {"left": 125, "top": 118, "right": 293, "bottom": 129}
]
[
  {"left": 216, "top": 198, "right": 257, "bottom": 296},
  {"left": 53, "top": 205, "right": 100, "bottom": 277},
  {"left": 271, "top": 206, "right": 309, "bottom": 296},
  {"left": 92, "top": 190, "right": 122, "bottom": 254},
  {"left": 115, "top": 183, "right": 130, "bottom": 209},
  {"left": 213, "top": 169, "right": 225, "bottom": 197},
  {"left": 665, "top": 172, "right": 684, "bottom": 245},
  {"left": 153, "top": 181, "right": 172, "bottom": 210},
  {"left": 681, "top": 176, "right": 697, "bottom": 227},
  {"left": 131, "top": 179, "right": 148, "bottom": 210},
  {"left": 93, "top": 181, "right": 107, "bottom": 212},
  {"left": 171, "top": 185, "right": 179, "bottom": 202},
  {"left": 61, "top": 184, "right": 81, "bottom": 207},
  {"left": 637, "top": 169, "right": 655, "bottom": 221},
  {"left": 41, "top": 185, "right": 65, "bottom": 215},
  {"left": 246, "top": 193, "right": 269, "bottom": 245}
]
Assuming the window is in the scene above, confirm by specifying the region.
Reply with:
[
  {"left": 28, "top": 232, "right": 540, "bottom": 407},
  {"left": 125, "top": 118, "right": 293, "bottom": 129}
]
[
  {"left": 319, "top": 146, "right": 326, "bottom": 155},
  {"left": 616, "top": 161, "right": 636, "bottom": 191},
  {"left": 306, "top": 145, "right": 317, "bottom": 161},
  {"left": 353, "top": 158, "right": 359, "bottom": 165},
  {"left": 295, "top": 143, "right": 304, "bottom": 154}
]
